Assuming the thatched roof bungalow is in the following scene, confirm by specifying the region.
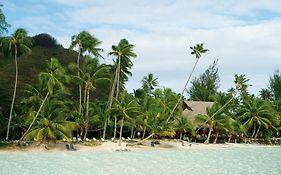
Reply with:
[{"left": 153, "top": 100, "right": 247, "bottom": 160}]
[{"left": 182, "top": 101, "right": 214, "bottom": 123}]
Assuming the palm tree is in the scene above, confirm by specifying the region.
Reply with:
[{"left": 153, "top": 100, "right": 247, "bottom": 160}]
[
  {"left": 3, "top": 28, "right": 33, "bottom": 140},
  {"left": 78, "top": 57, "right": 110, "bottom": 140},
  {"left": 237, "top": 98, "right": 277, "bottom": 139},
  {"left": 174, "top": 115, "right": 195, "bottom": 140},
  {"left": 23, "top": 97, "right": 77, "bottom": 143},
  {"left": 195, "top": 103, "right": 230, "bottom": 144},
  {"left": 69, "top": 31, "right": 103, "bottom": 115},
  {"left": 103, "top": 39, "right": 136, "bottom": 139},
  {"left": 259, "top": 88, "right": 272, "bottom": 100},
  {"left": 20, "top": 58, "right": 69, "bottom": 142},
  {"left": 234, "top": 74, "right": 251, "bottom": 102},
  {"left": 110, "top": 92, "right": 140, "bottom": 146},
  {"left": 141, "top": 73, "right": 159, "bottom": 94},
  {"left": 169, "top": 43, "right": 208, "bottom": 121}
]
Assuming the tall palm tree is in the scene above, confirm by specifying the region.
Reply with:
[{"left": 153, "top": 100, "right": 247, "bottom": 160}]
[
  {"left": 169, "top": 43, "right": 208, "bottom": 121},
  {"left": 78, "top": 57, "right": 110, "bottom": 140},
  {"left": 103, "top": 39, "right": 136, "bottom": 139},
  {"left": 20, "top": 58, "right": 69, "bottom": 142},
  {"left": 3, "top": 28, "right": 33, "bottom": 140},
  {"left": 69, "top": 31, "right": 103, "bottom": 115}
]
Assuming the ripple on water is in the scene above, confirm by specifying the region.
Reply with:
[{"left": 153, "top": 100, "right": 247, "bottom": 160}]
[{"left": 0, "top": 147, "right": 280, "bottom": 175}]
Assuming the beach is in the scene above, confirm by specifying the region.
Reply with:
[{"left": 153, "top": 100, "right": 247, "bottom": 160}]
[{"left": 0, "top": 140, "right": 276, "bottom": 154}]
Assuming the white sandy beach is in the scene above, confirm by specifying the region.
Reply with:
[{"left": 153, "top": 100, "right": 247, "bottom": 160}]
[{"left": 0, "top": 140, "right": 276, "bottom": 154}]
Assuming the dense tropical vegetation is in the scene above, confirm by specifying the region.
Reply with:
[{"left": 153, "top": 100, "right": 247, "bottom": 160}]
[{"left": 0, "top": 6, "right": 280, "bottom": 146}]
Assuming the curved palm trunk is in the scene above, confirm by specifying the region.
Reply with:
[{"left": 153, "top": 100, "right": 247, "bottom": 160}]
[
  {"left": 204, "top": 128, "right": 212, "bottom": 144},
  {"left": 195, "top": 96, "right": 235, "bottom": 133},
  {"left": 6, "top": 45, "right": 18, "bottom": 140},
  {"left": 83, "top": 88, "right": 90, "bottom": 140},
  {"left": 118, "top": 117, "right": 124, "bottom": 146},
  {"left": 254, "top": 125, "right": 261, "bottom": 140},
  {"left": 127, "top": 133, "right": 155, "bottom": 146},
  {"left": 20, "top": 92, "right": 49, "bottom": 142},
  {"left": 168, "top": 59, "right": 199, "bottom": 121}
]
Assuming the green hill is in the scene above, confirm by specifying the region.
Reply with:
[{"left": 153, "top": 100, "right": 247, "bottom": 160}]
[{"left": 0, "top": 46, "right": 110, "bottom": 114}]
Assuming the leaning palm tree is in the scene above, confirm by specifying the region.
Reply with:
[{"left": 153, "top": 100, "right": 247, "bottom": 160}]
[
  {"left": 20, "top": 58, "right": 69, "bottom": 142},
  {"left": 103, "top": 39, "right": 136, "bottom": 139},
  {"left": 69, "top": 31, "right": 103, "bottom": 115},
  {"left": 4, "top": 28, "right": 33, "bottom": 140},
  {"left": 169, "top": 43, "right": 208, "bottom": 121}
]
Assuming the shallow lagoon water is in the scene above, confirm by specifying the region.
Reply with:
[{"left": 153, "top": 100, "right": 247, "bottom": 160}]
[{"left": 1, "top": 147, "right": 280, "bottom": 175}]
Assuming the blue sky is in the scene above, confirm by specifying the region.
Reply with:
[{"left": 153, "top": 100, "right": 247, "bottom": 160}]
[{"left": 2, "top": 0, "right": 281, "bottom": 95}]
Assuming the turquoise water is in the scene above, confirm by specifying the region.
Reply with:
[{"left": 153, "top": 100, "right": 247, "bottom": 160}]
[{"left": 0, "top": 147, "right": 280, "bottom": 175}]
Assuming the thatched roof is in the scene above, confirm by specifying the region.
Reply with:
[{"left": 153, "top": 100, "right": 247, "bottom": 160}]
[{"left": 182, "top": 101, "right": 214, "bottom": 122}]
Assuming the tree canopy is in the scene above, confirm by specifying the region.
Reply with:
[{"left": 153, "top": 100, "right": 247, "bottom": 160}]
[{"left": 188, "top": 59, "right": 220, "bottom": 101}]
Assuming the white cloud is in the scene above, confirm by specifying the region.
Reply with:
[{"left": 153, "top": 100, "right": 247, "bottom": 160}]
[{"left": 7, "top": 0, "right": 281, "bottom": 95}]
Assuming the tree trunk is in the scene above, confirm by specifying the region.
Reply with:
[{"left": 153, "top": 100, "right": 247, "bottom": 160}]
[
  {"left": 79, "top": 127, "right": 84, "bottom": 139},
  {"left": 142, "top": 127, "right": 146, "bottom": 139},
  {"left": 127, "top": 133, "right": 155, "bottom": 146},
  {"left": 254, "top": 125, "right": 261, "bottom": 140},
  {"left": 102, "top": 117, "right": 108, "bottom": 139},
  {"left": 204, "top": 128, "right": 212, "bottom": 144},
  {"left": 251, "top": 122, "right": 256, "bottom": 138},
  {"left": 83, "top": 83, "right": 87, "bottom": 104},
  {"left": 113, "top": 116, "right": 117, "bottom": 139},
  {"left": 228, "top": 134, "right": 232, "bottom": 143},
  {"left": 118, "top": 117, "right": 124, "bottom": 146},
  {"left": 77, "top": 49, "right": 82, "bottom": 115},
  {"left": 6, "top": 44, "right": 18, "bottom": 140},
  {"left": 130, "top": 127, "right": 134, "bottom": 139},
  {"left": 168, "top": 59, "right": 199, "bottom": 121},
  {"left": 113, "top": 57, "right": 121, "bottom": 139},
  {"left": 103, "top": 56, "right": 120, "bottom": 139},
  {"left": 179, "top": 130, "right": 183, "bottom": 140},
  {"left": 213, "top": 133, "right": 218, "bottom": 144},
  {"left": 133, "top": 130, "right": 136, "bottom": 139},
  {"left": 20, "top": 92, "right": 49, "bottom": 142},
  {"left": 83, "top": 88, "right": 90, "bottom": 140}
]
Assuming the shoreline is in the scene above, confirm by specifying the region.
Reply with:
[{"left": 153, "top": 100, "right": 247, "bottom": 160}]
[{"left": 0, "top": 140, "right": 279, "bottom": 154}]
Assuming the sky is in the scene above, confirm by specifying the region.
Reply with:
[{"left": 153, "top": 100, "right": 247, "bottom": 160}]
[{"left": 2, "top": 0, "right": 281, "bottom": 95}]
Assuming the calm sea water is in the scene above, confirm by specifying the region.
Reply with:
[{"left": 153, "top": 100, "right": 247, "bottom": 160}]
[{"left": 0, "top": 147, "right": 280, "bottom": 175}]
